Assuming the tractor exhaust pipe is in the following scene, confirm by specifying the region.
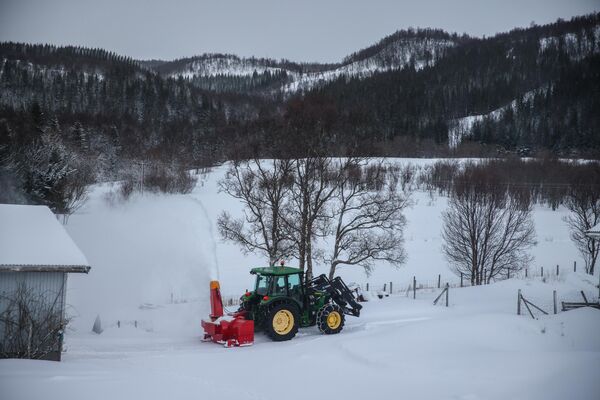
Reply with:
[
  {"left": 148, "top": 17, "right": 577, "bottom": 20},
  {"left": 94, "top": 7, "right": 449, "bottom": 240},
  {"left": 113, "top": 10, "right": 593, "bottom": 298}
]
[{"left": 209, "top": 280, "right": 224, "bottom": 320}]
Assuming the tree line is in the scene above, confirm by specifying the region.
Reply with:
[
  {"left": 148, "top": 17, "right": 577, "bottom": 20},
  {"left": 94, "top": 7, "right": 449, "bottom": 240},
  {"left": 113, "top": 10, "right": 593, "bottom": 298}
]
[
  {"left": 219, "top": 157, "right": 600, "bottom": 283},
  {"left": 217, "top": 157, "right": 409, "bottom": 281},
  {"left": 2, "top": 14, "right": 600, "bottom": 213}
]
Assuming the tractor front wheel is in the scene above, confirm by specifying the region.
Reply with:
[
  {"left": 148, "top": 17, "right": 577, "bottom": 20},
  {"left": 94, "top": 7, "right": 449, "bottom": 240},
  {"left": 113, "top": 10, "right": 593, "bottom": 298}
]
[
  {"left": 265, "top": 303, "right": 299, "bottom": 341},
  {"left": 317, "top": 304, "right": 345, "bottom": 334}
]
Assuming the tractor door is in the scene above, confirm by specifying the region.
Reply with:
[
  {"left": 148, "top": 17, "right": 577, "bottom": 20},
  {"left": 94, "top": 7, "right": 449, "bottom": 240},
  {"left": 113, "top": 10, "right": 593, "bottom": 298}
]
[
  {"left": 255, "top": 274, "right": 270, "bottom": 296},
  {"left": 286, "top": 273, "right": 304, "bottom": 303},
  {"left": 271, "top": 275, "right": 287, "bottom": 296}
]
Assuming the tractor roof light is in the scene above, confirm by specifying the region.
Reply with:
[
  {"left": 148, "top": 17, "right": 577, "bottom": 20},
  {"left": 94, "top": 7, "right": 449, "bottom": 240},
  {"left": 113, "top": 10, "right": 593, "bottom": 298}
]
[
  {"left": 263, "top": 295, "right": 269, "bottom": 301},
  {"left": 245, "top": 291, "right": 251, "bottom": 297}
]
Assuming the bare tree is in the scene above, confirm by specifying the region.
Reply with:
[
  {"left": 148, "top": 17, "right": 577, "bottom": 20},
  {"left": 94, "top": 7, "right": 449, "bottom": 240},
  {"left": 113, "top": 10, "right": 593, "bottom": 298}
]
[
  {"left": 217, "top": 159, "right": 294, "bottom": 265},
  {"left": 326, "top": 159, "right": 408, "bottom": 279},
  {"left": 218, "top": 156, "right": 408, "bottom": 282},
  {"left": 0, "top": 284, "right": 68, "bottom": 360},
  {"left": 55, "top": 162, "right": 92, "bottom": 224},
  {"left": 284, "top": 157, "right": 339, "bottom": 280},
  {"left": 442, "top": 166, "right": 536, "bottom": 285},
  {"left": 564, "top": 171, "right": 600, "bottom": 275}
]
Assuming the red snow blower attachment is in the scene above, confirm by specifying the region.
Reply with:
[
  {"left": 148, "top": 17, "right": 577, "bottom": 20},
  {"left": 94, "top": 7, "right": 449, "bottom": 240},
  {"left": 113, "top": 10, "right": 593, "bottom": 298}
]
[{"left": 201, "top": 280, "right": 254, "bottom": 347}]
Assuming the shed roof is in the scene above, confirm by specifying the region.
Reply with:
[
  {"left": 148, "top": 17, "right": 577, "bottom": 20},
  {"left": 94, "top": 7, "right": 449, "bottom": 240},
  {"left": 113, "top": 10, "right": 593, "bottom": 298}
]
[
  {"left": 587, "top": 223, "right": 600, "bottom": 239},
  {"left": 0, "top": 204, "right": 90, "bottom": 273}
]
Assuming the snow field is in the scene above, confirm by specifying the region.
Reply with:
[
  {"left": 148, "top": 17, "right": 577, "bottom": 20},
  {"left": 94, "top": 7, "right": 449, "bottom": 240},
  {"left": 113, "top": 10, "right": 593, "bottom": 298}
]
[
  {"left": 1, "top": 285, "right": 598, "bottom": 400},
  {"left": 1, "top": 159, "right": 599, "bottom": 400}
]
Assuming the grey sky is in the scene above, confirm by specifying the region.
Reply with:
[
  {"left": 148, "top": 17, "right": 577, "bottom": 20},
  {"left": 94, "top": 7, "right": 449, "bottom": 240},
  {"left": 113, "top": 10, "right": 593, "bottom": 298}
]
[{"left": 1, "top": 0, "right": 598, "bottom": 62}]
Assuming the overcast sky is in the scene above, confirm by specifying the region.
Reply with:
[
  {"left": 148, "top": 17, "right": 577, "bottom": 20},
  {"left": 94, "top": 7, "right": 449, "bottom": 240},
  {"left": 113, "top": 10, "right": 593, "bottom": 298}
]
[{"left": 1, "top": 0, "right": 598, "bottom": 62}]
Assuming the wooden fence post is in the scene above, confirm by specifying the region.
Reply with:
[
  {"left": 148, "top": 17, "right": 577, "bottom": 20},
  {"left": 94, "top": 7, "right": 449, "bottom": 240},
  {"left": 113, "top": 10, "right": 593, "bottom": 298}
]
[
  {"left": 413, "top": 276, "right": 416, "bottom": 299},
  {"left": 574, "top": 261, "right": 576, "bottom": 272},
  {"left": 517, "top": 289, "right": 521, "bottom": 315},
  {"left": 525, "top": 268, "right": 528, "bottom": 278},
  {"left": 507, "top": 269, "right": 510, "bottom": 279},
  {"left": 390, "top": 282, "right": 393, "bottom": 295},
  {"left": 366, "top": 283, "right": 369, "bottom": 292},
  {"left": 581, "top": 291, "right": 589, "bottom": 304},
  {"left": 383, "top": 283, "right": 387, "bottom": 292},
  {"left": 556, "top": 264, "right": 559, "bottom": 276},
  {"left": 541, "top": 266, "right": 544, "bottom": 277},
  {"left": 553, "top": 290, "right": 557, "bottom": 314},
  {"left": 438, "top": 274, "right": 441, "bottom": 288},
  {"left": 445, "top": 283, "right": 449, "bottom": 307},
  {"left": 460, "top": 273, "right": 463, "bottom": 287}
]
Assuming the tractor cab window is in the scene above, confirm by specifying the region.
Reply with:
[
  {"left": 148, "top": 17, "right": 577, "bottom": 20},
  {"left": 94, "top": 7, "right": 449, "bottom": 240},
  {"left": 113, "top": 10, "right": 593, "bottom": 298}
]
[
  {"left": 272, "top": 276, "right": 287, "bottom": 296},
  {"left": 255, "top": 275, "right": 269, "bottom": 295},
  {"left": 287, "top": 273, "right": 302, "bottom": 299}
]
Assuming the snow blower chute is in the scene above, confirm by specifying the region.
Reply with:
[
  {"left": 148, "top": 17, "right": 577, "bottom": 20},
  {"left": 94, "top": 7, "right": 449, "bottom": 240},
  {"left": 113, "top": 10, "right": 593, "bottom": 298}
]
[{"left": 201, "top": 280, "right": 254, "bottom": 347}]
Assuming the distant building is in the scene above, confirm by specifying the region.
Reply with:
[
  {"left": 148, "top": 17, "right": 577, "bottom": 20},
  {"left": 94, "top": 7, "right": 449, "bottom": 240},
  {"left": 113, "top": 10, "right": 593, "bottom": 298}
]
[{"left": 0, "top": 204, "right": 90, "bottom": 361}]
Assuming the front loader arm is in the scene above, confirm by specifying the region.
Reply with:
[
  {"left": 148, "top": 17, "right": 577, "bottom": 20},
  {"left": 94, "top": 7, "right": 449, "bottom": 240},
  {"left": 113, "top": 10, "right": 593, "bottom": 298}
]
[{"left": 308, "top": 274, "right": 362, "bottom": 317}]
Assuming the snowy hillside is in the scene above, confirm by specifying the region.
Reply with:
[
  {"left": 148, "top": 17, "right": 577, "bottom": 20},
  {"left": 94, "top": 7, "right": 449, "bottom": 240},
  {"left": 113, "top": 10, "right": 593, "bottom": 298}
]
[
  {"left": 165, "top": 54, "right": 287, "bottom": 79},
  {"left": 447, "top": 88, "right": 545, "bottom": 148},
  {"left": 538, "top": 24, "right": 600, "bottom": 61},
  {"left": 1, "top": 159, "right": 598, "bottom": 400},
  {"left": 283, "top": 37, "right": 456, "bottom": 93},
  {"left": 154, "top": 35, "right": 457, "bottom": 94}
]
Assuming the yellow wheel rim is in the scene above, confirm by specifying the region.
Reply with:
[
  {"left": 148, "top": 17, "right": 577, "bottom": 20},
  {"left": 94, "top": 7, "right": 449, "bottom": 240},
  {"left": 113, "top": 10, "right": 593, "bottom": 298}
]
[
  {"left": 272, "top": 310, "right": 294, "bottom": 335},
  {"left": 326, "top": 311, "right": 341, "bottom": 329}
]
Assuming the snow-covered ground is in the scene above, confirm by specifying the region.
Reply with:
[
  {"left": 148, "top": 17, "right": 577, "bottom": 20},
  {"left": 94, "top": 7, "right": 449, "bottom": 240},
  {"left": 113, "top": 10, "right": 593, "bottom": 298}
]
[{"left": 1, "top": 159, "right": 599, "bottom": 400}]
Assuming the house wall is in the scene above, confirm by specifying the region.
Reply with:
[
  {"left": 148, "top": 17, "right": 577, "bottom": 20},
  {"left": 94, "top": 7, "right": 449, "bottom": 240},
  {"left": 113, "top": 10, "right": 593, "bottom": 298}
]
[{"left": 0, "top": 271, "right": 68, "bottom": 361}]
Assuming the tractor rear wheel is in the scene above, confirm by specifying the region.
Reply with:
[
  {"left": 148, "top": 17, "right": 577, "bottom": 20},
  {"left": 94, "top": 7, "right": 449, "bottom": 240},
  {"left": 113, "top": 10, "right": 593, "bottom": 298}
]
[
  {"left": 317, "top": 304, "right": 345, "bottom": 334},
  {"left": 265, "top": 302, "right": 299, "bottom": 341}
]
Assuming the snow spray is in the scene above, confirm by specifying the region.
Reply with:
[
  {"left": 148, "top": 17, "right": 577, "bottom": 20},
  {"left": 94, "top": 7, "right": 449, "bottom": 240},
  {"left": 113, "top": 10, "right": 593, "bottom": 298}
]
[{"left": 193, "top": 198, "right": 220, "bottom": 281}]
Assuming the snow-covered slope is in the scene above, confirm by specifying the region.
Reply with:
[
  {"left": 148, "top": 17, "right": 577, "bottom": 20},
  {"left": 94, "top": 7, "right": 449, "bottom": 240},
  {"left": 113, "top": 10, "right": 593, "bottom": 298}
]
[
  {"left": 167, "top": 55, "right": 287, "bottom": 79},
  {"left": 447, "top": 88, "right": 544, "bottom": 148},
  {"left": 538, "top": 24, "right": 600, "bottom": 61},
  {"left": 156, "top": 35, "right": 457, "bottom": 94},
  {"left": 283, "top": 37, "right": 456, "bottom": 93}
]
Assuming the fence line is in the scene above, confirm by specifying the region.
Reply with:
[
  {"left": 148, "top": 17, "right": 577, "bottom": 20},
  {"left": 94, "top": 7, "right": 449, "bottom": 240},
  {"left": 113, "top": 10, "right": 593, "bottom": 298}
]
[
  {"left": 209, "top": 262, "right": 583, "bottom": 306},
  {"left": 360, "top": 262, "right": 581, "bottom": 297}
]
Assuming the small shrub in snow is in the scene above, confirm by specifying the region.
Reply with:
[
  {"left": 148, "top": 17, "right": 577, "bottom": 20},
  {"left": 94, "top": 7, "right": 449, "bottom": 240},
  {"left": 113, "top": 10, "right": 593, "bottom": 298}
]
[
  {"left": 0, "top": 284, "right": 68, "bottom": 359},
  {"left": 110, "top": 161, "right": 198, "bottom": 200}
]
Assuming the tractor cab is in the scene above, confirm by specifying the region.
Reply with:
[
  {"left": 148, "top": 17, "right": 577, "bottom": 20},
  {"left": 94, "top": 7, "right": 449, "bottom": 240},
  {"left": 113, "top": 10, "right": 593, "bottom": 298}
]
[{"left": 250, "top": 266, "right": 304, "bottom": 300}]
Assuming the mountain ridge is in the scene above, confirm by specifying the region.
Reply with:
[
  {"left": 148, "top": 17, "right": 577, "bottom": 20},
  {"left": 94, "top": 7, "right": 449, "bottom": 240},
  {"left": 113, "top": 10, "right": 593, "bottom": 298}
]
[
  {"left": 1, "top": 12, "right": 599, "bottom": 167},
  {"left": 139, "top": 28, "right": 470, "bottom": 95}
]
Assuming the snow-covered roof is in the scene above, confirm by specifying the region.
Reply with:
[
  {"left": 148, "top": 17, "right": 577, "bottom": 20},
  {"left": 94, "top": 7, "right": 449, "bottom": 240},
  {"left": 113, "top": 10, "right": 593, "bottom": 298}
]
[
  {"left": 0, "top": 204, "right": 90, "bottom": 272},
  {"left": 587, "top": 223, "right": 600, "bottom": 239}
]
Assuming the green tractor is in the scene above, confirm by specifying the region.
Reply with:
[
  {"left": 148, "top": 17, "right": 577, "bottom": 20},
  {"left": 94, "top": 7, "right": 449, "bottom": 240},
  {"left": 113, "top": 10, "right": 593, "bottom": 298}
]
[{"left": 238, "top": 265, "right": 362, "bottom": 341}]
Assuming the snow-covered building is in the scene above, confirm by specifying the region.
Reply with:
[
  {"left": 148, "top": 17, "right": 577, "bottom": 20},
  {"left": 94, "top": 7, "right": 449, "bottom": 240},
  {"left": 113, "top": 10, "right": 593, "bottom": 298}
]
[
  {"left": 586, "top": 223, "right": 600, "bottom": 239},
  {"left": 0, "top": 204, "right": 90, "bottom": 361}
]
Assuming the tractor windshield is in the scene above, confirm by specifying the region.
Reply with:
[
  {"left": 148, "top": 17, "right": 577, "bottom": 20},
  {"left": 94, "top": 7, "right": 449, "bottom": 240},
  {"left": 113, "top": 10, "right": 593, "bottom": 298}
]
[{"left": 255, "top": 274, "right": 270, "bottom": 295}]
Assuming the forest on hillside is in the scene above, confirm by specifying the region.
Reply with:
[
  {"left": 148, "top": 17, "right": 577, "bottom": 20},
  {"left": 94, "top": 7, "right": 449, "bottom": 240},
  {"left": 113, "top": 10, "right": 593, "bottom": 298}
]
[{"left": 1, "top": 14, "right": 600, "bottom": 209}]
